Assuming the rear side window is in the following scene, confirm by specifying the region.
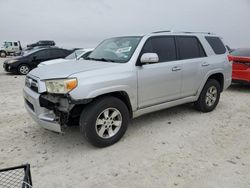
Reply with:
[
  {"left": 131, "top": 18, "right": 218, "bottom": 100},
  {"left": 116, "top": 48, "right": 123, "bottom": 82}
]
[
  {"left": 34, "top": 50, "right": 50, "bottom": 59},
  {"left": 141, "top": 36, "right": 177, "bottom": 63},
  {"left": 177, "top": 36, "right": 206, "bottom": 60},
  {"left": 205, "top": 36, "right": 226, "bottom": 54},
  {"left": 50, "top": 49, "right": 69, "bottom": 58}
]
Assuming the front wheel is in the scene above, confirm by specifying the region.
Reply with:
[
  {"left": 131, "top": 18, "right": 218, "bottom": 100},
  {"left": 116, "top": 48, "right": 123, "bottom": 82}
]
[
  {"left": 194, "top": 79, "right": 221, "bottom": 112},
  {"left": 0, "top": 51, "right": 7, "bottom": 58},
  {"left": 18, "top": 64, "right": 30, "bottom": 75},
  {"left": 79, "top": 96, "right": 130, "bottom": 147}
]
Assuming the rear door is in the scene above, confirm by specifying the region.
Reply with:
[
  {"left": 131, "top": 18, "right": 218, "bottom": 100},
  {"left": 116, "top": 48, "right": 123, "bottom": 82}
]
[
  {"left": 137, "top": 36, "right": 182, "bottom": 108},
  {"left": 176, "top": 36, "right": 207, "bottom": 98}
]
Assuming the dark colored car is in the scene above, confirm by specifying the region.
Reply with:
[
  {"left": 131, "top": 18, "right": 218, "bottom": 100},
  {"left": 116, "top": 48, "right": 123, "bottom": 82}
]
[
  {"left": 3, "top": 47, "right": 72, "bottom": 75},
  {"left": 27, "top": 40, "right": 56, "bottom": 48},
  {"left": 228, "top": 48, "right": 250, "bottom": 84}
]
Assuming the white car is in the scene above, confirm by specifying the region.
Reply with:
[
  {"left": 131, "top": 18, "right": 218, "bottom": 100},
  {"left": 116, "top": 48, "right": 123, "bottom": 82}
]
[
  {"left": 38, "top": 48, "right": 93, "bottom": 67},
  {"left": 24, "top": 31, "right": 232, "bottom": 147}
]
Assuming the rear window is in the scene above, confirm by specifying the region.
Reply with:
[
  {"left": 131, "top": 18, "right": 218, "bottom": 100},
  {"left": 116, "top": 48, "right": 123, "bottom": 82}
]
[
  {"left": 205, "top": 36, "right": 226, "bottom": 54},
  {"left": 177, "top": 36, "right": 206, "bottom": 60}
]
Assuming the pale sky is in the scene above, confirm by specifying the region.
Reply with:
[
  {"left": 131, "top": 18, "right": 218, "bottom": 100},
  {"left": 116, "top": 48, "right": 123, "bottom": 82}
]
[{"left": 0, "top": 0, "right": 249, "bottom": 49}]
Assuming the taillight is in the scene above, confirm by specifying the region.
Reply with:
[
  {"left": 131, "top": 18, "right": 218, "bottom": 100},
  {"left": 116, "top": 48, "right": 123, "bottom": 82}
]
[{"left": 228, "top": 55, "right": 233, "bottom": 61}]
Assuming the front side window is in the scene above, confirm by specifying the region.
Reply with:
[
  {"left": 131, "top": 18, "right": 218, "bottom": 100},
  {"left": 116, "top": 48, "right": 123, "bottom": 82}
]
[
  {"left": 141, "top": 36, "right": 177, "bottom": 63},
  {"left": 4, "top": 42, "right": 12, "bottom": 48},
  {"left": 177, "top": 36, "right": 206, "bottom": 60},
  {"left": 88, "top": 36, "right": 142, "bottom": 63}
]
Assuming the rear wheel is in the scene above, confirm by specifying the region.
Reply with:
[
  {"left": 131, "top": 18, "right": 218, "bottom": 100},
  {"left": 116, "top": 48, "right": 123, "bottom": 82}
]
[
  {"left": 18, "top": 64, "right": 30, "bottom": 75},
  {"left": 194, "top": 79, "right": 221, "bottom": 112},
  {"left": 79, "top": 96, "right": 130, "bottom": 147},
  {"left": 0, "top": 51, "right": 7, "bottom": 58}
]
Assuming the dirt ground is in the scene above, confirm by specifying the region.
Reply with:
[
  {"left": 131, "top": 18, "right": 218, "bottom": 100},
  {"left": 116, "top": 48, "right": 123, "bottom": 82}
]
[{"left": 0, "top": 57, "right": 249, "bottom": 188}]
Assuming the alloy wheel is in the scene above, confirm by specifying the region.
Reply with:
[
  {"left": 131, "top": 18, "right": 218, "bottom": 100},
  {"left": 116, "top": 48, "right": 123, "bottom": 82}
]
[
  {"left": 95, "top": 108, "right": 122, "bottom": 139},
  {"left": 205, "top": 86, "right": 217, "bottom": 107}
]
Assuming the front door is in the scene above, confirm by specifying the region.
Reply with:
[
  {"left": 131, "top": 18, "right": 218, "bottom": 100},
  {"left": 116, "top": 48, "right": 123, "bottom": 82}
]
[{"left": 137, "top": 36, "right": 182, "bottom": 108}]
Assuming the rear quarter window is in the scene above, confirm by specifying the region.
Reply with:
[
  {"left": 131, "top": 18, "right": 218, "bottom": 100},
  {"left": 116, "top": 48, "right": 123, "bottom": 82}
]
[{"left": 205, "top": 36, "right": 226, "bottom": 55}]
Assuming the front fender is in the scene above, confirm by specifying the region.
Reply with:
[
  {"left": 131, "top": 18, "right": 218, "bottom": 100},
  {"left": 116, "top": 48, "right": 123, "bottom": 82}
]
[{"left": 69, "top": 71, "right": 137, "bottom": 111}]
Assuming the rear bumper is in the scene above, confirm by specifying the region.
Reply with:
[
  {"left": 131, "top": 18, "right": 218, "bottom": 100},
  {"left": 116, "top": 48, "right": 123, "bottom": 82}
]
[
  {"left": 23, "top": 86, "right": 62, "bottom": 133},
  {"left": 224, "top": 77, "right": 232, "bottom": 90}
]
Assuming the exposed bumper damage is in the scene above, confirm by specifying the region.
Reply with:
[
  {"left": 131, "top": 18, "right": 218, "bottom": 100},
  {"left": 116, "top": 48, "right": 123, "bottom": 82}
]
[{"left": 23, "top": 86, "right": 90, "bottom": 133}]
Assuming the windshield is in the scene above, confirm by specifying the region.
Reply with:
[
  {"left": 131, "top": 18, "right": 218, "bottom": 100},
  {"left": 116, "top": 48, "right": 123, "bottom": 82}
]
[
  {"left": 88, "top": 36, "right": 142, "bottom": 63},
  {"left": 22, "top": 48, "right": 41, "bottom": 56},
  {"left": 65, "top": 49, "right": 85, "bottom": 60}
]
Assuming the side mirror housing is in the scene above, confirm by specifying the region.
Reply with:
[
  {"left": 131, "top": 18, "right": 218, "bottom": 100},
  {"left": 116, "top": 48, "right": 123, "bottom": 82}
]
[{"left": 140, "top": 53, "right": 159, "bottom": 65}]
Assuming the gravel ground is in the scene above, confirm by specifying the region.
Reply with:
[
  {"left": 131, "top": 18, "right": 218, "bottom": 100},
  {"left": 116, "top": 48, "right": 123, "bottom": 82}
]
[{"left": 0, "top": 57, "right": 249, "bottom": 188}]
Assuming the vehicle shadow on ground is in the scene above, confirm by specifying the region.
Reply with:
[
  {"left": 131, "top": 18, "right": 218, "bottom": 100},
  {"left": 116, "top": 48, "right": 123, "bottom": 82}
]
[
  {"left": 39, "top": 103, "right": 197, "bottom": 149},
  {"left": 0, "top": 72, "right": 23, "bottom": 77},
  {"left": 228, "top": 84, "right": 250, "bottom": 93}
]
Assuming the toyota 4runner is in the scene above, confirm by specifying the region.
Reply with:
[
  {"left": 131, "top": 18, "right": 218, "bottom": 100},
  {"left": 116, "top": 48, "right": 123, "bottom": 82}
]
[{"left": 23, "top": 31, "right": 232, "bottom": 147}]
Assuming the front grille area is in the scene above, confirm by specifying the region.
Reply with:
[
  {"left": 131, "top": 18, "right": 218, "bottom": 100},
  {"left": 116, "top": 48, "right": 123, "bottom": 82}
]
[
  {"left": 25, "top": 99, "right": 34, "bottom": 112},
  {"left": 25, "top": 76, "right": 38, "bottom": 93}
]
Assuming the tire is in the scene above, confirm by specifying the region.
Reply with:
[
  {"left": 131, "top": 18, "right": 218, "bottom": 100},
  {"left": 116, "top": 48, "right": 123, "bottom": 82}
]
[
  {"left": 194, "top": 79, "right": 221, "bottom": 112},
  {"left": 18, "top": 64, "right": 30, "bottom": 75},
  {"left": 0, "top": 51, "right": 7, "bottom": 58},
  {"left": 79, "top": 96, "right": 130, "bottom": 147}
]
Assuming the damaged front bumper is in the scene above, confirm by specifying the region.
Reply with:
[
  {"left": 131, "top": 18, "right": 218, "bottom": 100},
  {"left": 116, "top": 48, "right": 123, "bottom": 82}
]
[{"left": 23, "top": 86, "right": 62, "bottom": 133}]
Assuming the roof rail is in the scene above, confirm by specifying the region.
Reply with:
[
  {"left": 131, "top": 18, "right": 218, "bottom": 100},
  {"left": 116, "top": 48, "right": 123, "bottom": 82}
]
[
  {"left": 151, "top": 30, "right": 214, "bottom": 35},
  {"left": 182, "top": 31, "right": 214, "bottom": 35},
  {"left": 151, "top": 30, "right": 171, "bottom": 34}
]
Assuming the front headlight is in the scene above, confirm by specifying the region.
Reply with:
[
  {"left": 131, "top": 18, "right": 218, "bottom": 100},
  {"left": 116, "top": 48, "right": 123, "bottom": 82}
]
[{"left": 45, "top": 78, "right": 77, "bottom": 94}]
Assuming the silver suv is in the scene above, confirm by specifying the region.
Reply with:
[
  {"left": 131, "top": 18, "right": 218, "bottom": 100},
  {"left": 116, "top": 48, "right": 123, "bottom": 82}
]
[{"left": 23, "top": 31, "right": 232, "bottom": 147}]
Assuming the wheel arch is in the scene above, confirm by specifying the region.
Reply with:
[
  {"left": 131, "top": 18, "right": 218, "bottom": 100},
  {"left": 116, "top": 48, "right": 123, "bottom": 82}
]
[
  {"left": 207, "top": 73, "right": 224, "bottom": 92},
  {"left": 70, "top": 90, "right": 133, "bottom": 120},
  {"left": 94, "top": 91, "right": 133, "bottom": 118}
]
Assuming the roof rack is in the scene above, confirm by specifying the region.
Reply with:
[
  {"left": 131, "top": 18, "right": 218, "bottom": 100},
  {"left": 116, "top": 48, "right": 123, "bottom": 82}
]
[
  {"left": 152, "top": 30, "right": 214, "bottom": 35},
  {"left": 152, "top": 30, "right": 172, "bottom": 34}
]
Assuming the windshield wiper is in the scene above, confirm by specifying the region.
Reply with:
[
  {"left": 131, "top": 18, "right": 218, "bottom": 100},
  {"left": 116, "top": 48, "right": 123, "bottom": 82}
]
[{"left": 86, "top": 57, "right": 115, "bottom": 62}]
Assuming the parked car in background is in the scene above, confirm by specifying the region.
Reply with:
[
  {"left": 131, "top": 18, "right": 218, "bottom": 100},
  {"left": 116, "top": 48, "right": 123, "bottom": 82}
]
[
  {"left": 23, "top": 31, "right": 231, "bottom": 147},
  {"left": 27, "top": 40, "right": 55, "bottom": 50},
  {"left": 0, "top": 41, "right": 22, "bottom": 57},
  {"left": 3, "top": 47, "right": 72, "bottom": 75},
  {"left": 38, "top": 48, "right": 93, "bottom": 67},
  {"left": 228, "top": 48, "right": 250, "bottom": 84}
]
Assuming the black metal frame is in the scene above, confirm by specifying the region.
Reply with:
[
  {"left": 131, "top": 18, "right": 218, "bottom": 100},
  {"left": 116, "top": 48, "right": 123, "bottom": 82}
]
[{"left": 0, "top": 164, "right": 32, "bottom": 188}]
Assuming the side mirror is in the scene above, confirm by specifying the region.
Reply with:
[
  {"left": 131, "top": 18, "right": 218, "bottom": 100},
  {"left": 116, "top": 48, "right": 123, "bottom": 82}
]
[{"left": 140, "top": 53, "right": 159, "bottom": 65}]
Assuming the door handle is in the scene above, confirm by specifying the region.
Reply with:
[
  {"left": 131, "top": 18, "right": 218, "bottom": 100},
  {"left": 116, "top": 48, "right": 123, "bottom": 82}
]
[
  {"left": 202, "top": 62, "right": 210, "bottom": 67},
  {"left": 172, "top": 66, "right": 182, "bottom": 71}
]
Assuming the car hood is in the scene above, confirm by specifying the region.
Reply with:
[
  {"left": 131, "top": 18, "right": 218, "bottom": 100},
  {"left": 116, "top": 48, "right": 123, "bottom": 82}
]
[
  {"left": 38, "top": 58, "right": 67, "bottom": 66},
  {"left": 4, "top": 56, "right": 25, "bottom": 63},
  {"left": 29, "top": 60, "right": 120, "bottom": 80}
]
